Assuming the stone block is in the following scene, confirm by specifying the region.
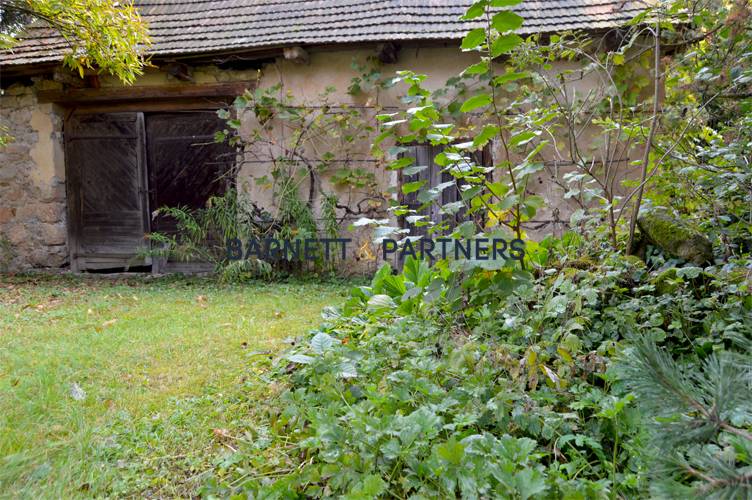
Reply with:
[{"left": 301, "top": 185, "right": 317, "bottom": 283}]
[
  {"left": 4, "top": 187, "right": 24, "bottom": 202},
  {"left": 3, "top": 143, "right": 29, "bottom": 155},
  {"left": 4, "top": 223, "right": 28, "bottom": 245},
  {"left": 40, "top": 222, "right": 67, "bottom": 245},
  {"left": 41, "top": 182, "right": 67, "bottom": 203},
  {"left": 0, "top": 207, "right": 16, "bottom": 224},
  {"left": 15, "top": 203, "right": 62, "bottom": 223},
  {"left": 38, "top": 203, "right": 64, "bottom": 223},
  {"left": 29, "top": 246, "right": 66, "bottom": 267},
  {"left": 0, "top": 165, "right": 19, "bottom": 181},
  {"left": 14, "top": 204, "right": 34, "bottom": 220},
  {"left": 637, "top": 210, "right": 713, "bottom": 265},
  {"left": 16, "top": 94, "right": 34, "bottom": 107},
  {"left": 29, "top": 249, "right": 50, "bottom": 267},
  {"left": 3, "top": 84, "right": 30, "bottom": 96}
]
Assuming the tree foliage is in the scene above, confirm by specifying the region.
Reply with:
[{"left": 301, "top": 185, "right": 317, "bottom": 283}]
[{"left": 0, "top": 0, "right": 150, "bottom": 83}]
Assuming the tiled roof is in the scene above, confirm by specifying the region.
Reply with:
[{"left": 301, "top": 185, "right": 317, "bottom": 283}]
[{"left": 0, "top": 0, "right": 643, "bottom": 66}]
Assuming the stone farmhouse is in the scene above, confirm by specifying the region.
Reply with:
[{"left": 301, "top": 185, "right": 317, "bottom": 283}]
[{"left": 0, "top": 0, "right": 644, "bottom": 272}]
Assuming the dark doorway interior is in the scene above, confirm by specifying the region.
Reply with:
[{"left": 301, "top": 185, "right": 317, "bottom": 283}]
[{"left": 146, "top": 111, "right": 234, "bottom": 235}]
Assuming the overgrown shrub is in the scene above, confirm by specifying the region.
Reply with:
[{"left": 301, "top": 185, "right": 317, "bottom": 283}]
[{"left": 202, "top": 243, "right": 751, "bottom": 497}]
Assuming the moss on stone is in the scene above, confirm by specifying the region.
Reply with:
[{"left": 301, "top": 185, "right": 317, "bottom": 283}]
[
  {"left": 563, "top": 256, "right": 598, "bottom": 270},
  {"left": 637, "top": 210, "right": 713, "bottom": 265},
  {"left": 652, "top": 268, "right": 680, "bottom": 294},
  {"left": 624, "top": 255, "right": 646, "bottom": 268}
]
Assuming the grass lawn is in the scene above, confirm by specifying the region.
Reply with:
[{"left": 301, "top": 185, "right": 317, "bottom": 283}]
[{"left": 0, "top": 273, "right": 350, "bottom": 498}]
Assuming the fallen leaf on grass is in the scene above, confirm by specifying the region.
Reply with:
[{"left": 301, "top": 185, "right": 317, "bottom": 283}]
[
  {"left": 212, "top": 428, "right": 232, "bottom": 441},
  {"left": 102, "top": 319, "right": 117, "bottom": 327}
]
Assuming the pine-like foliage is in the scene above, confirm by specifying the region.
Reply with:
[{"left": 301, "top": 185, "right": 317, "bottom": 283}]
[{"left": 621, "top": 339, "right": 752, "bottom": 498}]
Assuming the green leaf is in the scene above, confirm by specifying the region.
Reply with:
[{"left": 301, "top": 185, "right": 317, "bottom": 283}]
[
  {"left": 514, "top": 161, "right": 545, "bottom": 177},
  {"left": 442, "top": 201, "right": 465, "bottom": 215},
  {"left": 402, "top": 180, "right": 426, "bottom": 194},
  {"left": 461, "top": 0, "right": 488, "bottom": 20},
  {"left": 287, "top": 354, "right": 314, "bottom": 364},
  {"left": 310, "top": 332, "right": 334, "bottom": 354},
  {"left": 461, "top": 28, "right": 487, "bottom": 51},
  {"left": 403, "top": 255, "right": 431, "bottom": 287},
  {"left": 387, "top": 157, "right": 414, "bottom": 170},
  {"left": 367, "top": 294, "right": 396, "bottom": 311},
  {"left": 491, "top": 11, "right": 523, "bottom": 32},
  {"left": 359, "top": 475, "right": 387, "bottom": 496},
  {"left": 460, "top": 93, "right": 493, "bottom": 112},
  {"left": 473, "top": 124, "right": 500, "bottom": 147},
  {"left": 514, "top": 468, "right": 547, "bottom": 500},
  {"left": 403, "top": 165, "right": 428, "bottom": 176},
  {"left": 436, "top": 438, "right": 465, "bottom": 465},
  {"left": 493, "top": 71, "right": 528, "bottom": 85},
  {"left": 509, "top": 130, "right": 540, "bottom": 147},
  {"left": 490, "top": 33, "right": 523, "bottom": 57},
  {"left": 462, "top": 59, "right": 490, "bottom": 76}
]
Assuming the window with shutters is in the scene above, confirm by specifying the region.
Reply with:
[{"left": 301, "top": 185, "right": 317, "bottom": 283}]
[{"left": 398, "top": 143, "right": 491, "bottom": 238}]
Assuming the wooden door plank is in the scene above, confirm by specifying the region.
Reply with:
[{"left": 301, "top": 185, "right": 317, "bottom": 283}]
[{"left": 64, "top": 112, "right": 150, "bottom": 271}]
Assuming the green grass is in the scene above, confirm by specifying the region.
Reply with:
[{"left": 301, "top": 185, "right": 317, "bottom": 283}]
[{"left": 0, "top": 274, "right": 350, "bottom": 498}]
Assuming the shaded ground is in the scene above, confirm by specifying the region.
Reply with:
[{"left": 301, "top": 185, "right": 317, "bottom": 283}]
[{"left": 0, "top": 273, "right": 350, "bottom": 498}]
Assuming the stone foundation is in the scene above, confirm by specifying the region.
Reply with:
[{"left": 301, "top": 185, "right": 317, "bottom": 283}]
[{"left": 0, "top": 83, "right": 67, "bottom": 271}]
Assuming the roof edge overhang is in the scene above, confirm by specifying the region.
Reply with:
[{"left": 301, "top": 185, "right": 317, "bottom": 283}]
[{"left": 0, "top": 28, "right": 620, "bottom": 87}]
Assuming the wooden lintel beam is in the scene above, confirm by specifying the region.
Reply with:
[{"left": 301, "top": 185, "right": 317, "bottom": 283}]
[{"left": 37, "top": 82, "right": 252, "bottom": 104}]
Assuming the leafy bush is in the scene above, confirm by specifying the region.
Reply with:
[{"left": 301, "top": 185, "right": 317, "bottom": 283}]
[{"left": 203, "top": 244, "right": 751, "bottom": 498}]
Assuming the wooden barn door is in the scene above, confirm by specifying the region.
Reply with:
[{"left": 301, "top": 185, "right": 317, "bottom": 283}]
[{"left": 65, "top": 113, "right": 150, "bottom": 271}]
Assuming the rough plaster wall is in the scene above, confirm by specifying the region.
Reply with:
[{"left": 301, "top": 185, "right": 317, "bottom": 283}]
[
  {"left": 0, "top": 83, "right": 67, "bottom": 271},
  {"left": 237, "top": 45, "right": 641, "bottom": 251}
]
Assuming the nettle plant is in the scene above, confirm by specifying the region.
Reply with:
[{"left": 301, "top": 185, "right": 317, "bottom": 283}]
[{"left": 364, "top": 0, "right": 668, "bottom": 263}]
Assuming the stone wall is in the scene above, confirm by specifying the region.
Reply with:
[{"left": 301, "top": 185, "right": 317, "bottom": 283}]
[{"left": 0, "top": 83, "right": 67, "bottom": 271}]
